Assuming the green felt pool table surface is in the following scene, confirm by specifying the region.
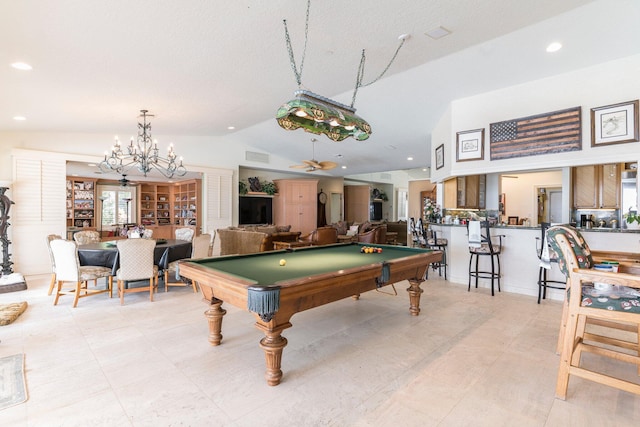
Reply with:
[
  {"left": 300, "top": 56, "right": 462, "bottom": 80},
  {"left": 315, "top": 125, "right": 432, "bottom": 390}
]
[{"left": 189, "top": 243, "right": 434, "bottom": 286}]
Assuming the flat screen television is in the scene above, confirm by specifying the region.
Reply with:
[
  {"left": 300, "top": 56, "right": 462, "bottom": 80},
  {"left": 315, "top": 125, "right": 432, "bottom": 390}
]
[{"left": 239, "top": 196, "right": 273, "bottom": 225}]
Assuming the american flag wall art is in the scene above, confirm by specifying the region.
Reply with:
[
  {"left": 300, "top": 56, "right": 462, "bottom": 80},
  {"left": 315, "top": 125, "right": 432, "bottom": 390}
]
[{"left": 490, "top": 107, "right": 581, "bottom": 160}]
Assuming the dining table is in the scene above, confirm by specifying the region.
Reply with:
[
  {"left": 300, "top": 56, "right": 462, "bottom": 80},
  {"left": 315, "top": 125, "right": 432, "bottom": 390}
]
[{"left": 77, "top": 238, "right": 193, "bottom": 277}]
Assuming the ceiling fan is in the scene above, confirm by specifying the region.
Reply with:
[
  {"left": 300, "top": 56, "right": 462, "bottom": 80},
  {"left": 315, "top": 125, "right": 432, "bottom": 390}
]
[
  {"left": 118, "top": 174, "right": 138, "bottom": 187},
  {"left": 290, "top": 138, "right": 338, "bottom": 172}
]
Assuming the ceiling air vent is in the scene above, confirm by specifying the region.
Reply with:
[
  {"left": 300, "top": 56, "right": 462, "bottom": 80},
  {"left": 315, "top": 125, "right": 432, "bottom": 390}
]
[
  {"left": 379, "top": 172, "right": 392, "bottom": 180},
  {"left": 245, "top": 151, "right": 269, "bottom": 163}
]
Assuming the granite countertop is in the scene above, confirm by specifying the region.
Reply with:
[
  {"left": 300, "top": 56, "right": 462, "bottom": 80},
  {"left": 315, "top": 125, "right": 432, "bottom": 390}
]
[{"left": 433, "top": 223, "right": 640, "bottom": 233}]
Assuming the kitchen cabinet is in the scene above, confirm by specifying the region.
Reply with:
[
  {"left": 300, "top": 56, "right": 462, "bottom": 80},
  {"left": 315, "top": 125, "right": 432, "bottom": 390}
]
[
  {"left": 572, "top": 163, "right": 621, "bottom": 209},
  {"left": 445, "top": 175, "right": 486, "bottom": 209}
]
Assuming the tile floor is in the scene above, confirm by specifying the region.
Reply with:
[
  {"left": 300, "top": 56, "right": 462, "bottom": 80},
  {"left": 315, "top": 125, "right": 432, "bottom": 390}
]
[{"left": 1, "top": 273, "right": 639, "bottom": 426}]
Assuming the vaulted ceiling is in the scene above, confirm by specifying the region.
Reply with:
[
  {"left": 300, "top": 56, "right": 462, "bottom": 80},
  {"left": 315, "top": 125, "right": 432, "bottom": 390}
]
[{"left": 3, "top": 0, "right": 640, "bottom": 177}]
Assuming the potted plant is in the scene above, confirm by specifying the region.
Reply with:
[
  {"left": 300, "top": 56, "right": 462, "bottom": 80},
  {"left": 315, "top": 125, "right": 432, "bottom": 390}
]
[
  {"left": 261, "top": 181, "right": 277, "bottom": 196},
  {"left": 624, "top": 208, "right": 639, "bottom": 229},
  {"left": 239, "top": 180, "right": 248, "bottom": 195}
]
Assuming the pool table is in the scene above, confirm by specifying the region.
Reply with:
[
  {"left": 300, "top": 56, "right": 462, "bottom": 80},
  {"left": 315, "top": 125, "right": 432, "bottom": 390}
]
[{"left": 179, "top": 243, "right": 442, "bottom": 386}]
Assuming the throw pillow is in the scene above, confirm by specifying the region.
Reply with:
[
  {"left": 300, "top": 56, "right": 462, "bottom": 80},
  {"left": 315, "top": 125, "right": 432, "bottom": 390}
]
[
  {"left": 276, "top": 225, "right": 292, "bottom": 232},
  {"left": 257, "top": 226, "right": 278, "bottom": 235}
]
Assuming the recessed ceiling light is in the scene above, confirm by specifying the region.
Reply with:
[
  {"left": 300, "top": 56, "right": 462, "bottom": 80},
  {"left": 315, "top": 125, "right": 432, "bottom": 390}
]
[
  {"left": 227, "top": 126, "right": 235, "bottom": 130},
  {"left": 407, "top": 156, "right": 413, "bottom": 161},
  {"left": 13, "top": 116, "right": 26, "bottom": 121},
  {"left": 341, "top": 165, "right": 347, "bottom": 169},
  {"left": 425, "top": 26, "right": 451, "bottom": 40},
  {"left": 11, "top": 62, "right": 32, "bottom": 70},
  {"left": 546, "top": 42, "right": 562, "bottom": 53},
  {"left": 422, "top": 168, "right": 427, "bottom": 172}
]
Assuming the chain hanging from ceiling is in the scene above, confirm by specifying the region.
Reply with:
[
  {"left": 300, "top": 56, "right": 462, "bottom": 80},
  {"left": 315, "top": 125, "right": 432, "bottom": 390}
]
[{"left": 276, "top": 0, "right": 407, "bottom": 142}]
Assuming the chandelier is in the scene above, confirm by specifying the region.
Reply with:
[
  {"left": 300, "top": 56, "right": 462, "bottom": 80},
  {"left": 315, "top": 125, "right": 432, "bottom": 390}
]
[
  {"left": 98, "top": 110, "right": 187, "bottom": 178},
  {"left": 276, "top": 0, "right": 406, "bottom": 142}
]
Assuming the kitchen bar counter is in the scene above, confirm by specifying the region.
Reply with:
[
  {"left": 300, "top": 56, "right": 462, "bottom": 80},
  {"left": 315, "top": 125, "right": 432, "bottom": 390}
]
[
  {"left": 429, "top": 223, "right": 640, "bottom": 301},
  {"left": 436, "top": 223, "right": 640, "bottom": 233}
]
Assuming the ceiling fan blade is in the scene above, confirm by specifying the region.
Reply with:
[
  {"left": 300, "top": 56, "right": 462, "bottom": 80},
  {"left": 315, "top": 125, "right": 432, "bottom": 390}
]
[
  {"left": 318, "top": 161, "right": 338, "bottom": 170},
  {"left": 289, "top": 164, "right": 308, "bottom": 169},
  {"left": 303, "top": 159, "right": 322, "bottom": 168}
]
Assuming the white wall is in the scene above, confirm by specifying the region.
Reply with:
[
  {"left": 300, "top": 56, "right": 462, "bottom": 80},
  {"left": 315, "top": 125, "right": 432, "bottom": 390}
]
[{"left": 430, "top": 53, "right": 640, "bottom": 182}]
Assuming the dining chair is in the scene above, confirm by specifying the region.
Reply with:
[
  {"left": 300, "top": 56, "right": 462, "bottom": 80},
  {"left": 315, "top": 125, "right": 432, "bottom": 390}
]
[
  {"left": 73, "top": 230, "right": 100, "bottom": 245},
  {"left": 547, "top": 224, "right": 640, "bottom": 399},
  {"left": 50, "top": 239, "right": 113, "bottom": 307},
  {"left": 46, "top": 234, "right": 62, "bottom": 295},
  {"left": 116, "top": 239, "right": 159, "bottom": 305},
  {"left": 175, "top": 227, "right": 195, "bottom": 241},
  {"left": 164, "top": 233, "right": 212, "bottom": 292}
]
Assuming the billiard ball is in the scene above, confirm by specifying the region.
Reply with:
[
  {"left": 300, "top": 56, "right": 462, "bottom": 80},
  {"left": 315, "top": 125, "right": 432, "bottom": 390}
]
[{"left": 279, "top": 259, "right": 286, "bottom": 266}]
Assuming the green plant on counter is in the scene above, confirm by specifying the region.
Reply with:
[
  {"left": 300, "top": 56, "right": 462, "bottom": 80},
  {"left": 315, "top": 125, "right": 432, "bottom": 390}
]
[
  {"left": 624, "top": 208, "right": 639, "bottom": 224},
  {"left": 239, "top": 181, "right": 248, "bottom": 195}
]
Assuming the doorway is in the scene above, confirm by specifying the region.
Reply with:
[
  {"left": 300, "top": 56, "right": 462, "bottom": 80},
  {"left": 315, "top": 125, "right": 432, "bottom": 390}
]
[
  {"left": 330, "top": 192, "right": 343, "bottom": 223},
  {"left": 535, "top": 186, "right": 562, "bottom": 225}
]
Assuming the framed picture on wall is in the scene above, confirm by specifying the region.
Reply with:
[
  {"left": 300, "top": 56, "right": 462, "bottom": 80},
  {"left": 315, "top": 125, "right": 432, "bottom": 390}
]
[
  {"left": 591, "top": 100, "right": 639, "bottom": 147},
  {"left": 456, "top": 128, "right": 484, "bottom": 162},
  {"left": 435, "top": 144, "right": 444, "bottom": 170}
]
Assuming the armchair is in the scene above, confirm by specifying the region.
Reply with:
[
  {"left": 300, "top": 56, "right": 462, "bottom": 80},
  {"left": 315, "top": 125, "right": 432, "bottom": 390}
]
[
  {"left": 547, "top": 225, "right": 640, "bottom": 399},
  {"left": 299, "top": 227, "right": 338, "bottom": 246}
]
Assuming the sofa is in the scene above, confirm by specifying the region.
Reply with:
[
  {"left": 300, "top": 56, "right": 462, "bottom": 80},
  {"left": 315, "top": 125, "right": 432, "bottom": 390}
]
[{"left": 217, "top": 226, "right": 301, "bottom": 255}]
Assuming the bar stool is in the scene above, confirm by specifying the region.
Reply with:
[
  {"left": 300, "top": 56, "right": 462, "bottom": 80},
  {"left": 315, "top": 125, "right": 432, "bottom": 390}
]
[
  {"left": 467, "top": 220, "right": 503, "bottom": 296},
  {"left": 536, "top": 222, "right": 566, "bottom": 303},
  {"left": 425, "top": 228, "right": 447, "bottom": 280}
]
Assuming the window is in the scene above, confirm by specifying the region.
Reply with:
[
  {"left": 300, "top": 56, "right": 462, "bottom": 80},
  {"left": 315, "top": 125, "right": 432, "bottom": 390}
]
[{"left": 99, "top": 186, "right": 136, "bottom": 229}]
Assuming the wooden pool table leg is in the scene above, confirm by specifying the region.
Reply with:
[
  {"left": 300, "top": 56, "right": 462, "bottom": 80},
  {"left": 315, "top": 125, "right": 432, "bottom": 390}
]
[
  {"left": 406, "top": 278, "right": 424, "bottom": 316},
  {"left": 256, "top": 321, "right": 292, "bottom": 386},
  {"left": 204, "top": 298, "right": 227, "bottom": 346}
]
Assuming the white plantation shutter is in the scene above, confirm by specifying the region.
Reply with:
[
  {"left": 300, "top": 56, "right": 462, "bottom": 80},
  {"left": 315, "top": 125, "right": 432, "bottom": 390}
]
[
  {"left": 12, "top": 155, "right": 67, "bottom": 274},
  {"left": 203, "top": 169, "right": 233, "bottom": 255}
]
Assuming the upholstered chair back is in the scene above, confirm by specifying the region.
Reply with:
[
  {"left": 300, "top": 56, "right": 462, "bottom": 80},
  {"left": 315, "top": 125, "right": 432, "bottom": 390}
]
[
  {"left": 192, "top": 233, "right": 212, "bottom": 258},
  {"left": 546, "top": 225, "right": 594, "bottom": 277},
  {"left": 50, "top": 239, "right": 81, "bottom": 282},
  {"left": 374, "top": 225, "right": 387, "bottom": 244},
  {"left": 116, "top": 239, "right": 156, "bottom": 281},
  {"left": 73, "top": 230, "right": 100, "bottom": 245},
  {"left": 46, "top": 234, "right": 62, "bottom": 270},
  {"left": 357, "top": 229, "right": 376, "bottom": 244},
  {"left": 313, "top": 227, "right": 338, "bottom": 245},
  {"left": 175, "top": 227, "right": 195, "bottom": 242}
]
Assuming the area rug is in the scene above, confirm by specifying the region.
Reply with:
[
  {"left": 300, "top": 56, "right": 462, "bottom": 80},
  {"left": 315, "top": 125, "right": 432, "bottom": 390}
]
[
  {"left": 0, "top": 353, "right": 28, "bottom": 410},
  {"left": 0, "top": 273, "right": 27, "bottom": 294},
  {"left": 0, "top": 301, "right": 28, "bottom": 326}
]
